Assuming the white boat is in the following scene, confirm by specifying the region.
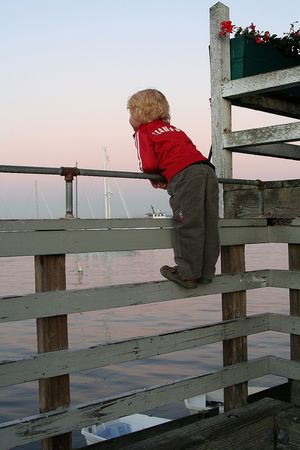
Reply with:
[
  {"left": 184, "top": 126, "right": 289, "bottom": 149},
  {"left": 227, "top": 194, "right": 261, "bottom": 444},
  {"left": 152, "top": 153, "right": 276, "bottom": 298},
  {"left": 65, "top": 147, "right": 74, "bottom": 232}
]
[
  {"left": 81, "top": 413, "right": 170, "bottom": 445},
  {"left": 146, "top": 205, "right": 167, "bottom": 219}
]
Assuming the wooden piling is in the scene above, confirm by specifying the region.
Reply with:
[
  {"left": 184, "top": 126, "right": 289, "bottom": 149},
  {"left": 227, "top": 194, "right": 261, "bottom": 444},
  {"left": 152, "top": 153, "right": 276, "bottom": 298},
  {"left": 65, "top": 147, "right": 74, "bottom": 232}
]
[
  {"left": 35, "top": 254, "right": 71, "bottom": 450},
  {"left": 221, "top": 244, "right": 248, "bottom": 411},
  {"left": 288, "top": 243, "right": 300, "bottom": 406}
]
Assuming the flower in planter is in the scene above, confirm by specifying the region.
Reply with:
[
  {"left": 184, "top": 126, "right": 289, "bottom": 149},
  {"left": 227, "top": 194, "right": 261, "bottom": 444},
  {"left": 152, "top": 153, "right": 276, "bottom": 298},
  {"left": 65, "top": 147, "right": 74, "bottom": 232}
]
[{"left": 220, "top": 20, "right": 300, "bottom": 57}]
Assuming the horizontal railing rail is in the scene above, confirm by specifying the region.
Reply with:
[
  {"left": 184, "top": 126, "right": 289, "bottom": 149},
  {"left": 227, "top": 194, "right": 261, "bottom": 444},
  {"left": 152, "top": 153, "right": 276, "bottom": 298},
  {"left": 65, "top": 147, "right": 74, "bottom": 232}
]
[
  {"left": 0, "top": 314, "right": 270, "bottom": 387},
  {"left": 0, "top": 269, "right": 270, "bottom": 322},
  {"left": 0, "top": 218, "right": 300, "bottom": 257},
  {"left": 1, "top": 312, "right": 300, "bottom": 389},
  {"left": 0, "top": 355, "right": 300, "bottom": 449},
  {"left": 0, "top": 357, "right": 272, "bottom": 449}
]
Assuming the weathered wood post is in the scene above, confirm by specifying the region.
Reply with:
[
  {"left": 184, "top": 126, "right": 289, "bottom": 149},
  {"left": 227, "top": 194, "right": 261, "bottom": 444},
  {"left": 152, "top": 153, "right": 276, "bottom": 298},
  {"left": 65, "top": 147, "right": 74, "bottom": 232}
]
[
  {"left": 209, "top": 2, "right": 232, "bottom": 217},
  {"left": 35, "top": 254, "right": 71, "bottom": 450},
  {"left": 210, "top": 2, "right": 248, "bottom": 411},
  {"left": 221, "top": 245, "right": 248, "bottom": 411},
  {"left": 289, "top": 243, "right": 300, "bottom": 405}
]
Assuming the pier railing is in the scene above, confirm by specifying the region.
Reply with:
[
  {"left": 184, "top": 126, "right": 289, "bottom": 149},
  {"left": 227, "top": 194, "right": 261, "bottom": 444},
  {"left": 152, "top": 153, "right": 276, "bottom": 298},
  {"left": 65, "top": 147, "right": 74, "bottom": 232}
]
[{"left": 0, "top": 217, "right": 300, "bottom": 449}]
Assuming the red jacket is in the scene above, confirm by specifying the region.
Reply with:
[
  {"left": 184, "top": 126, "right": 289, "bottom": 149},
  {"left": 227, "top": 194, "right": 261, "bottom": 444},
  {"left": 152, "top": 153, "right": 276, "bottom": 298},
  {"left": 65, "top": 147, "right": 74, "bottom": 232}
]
[{"left": 134, "top": 120, "right": 208, "bottom": 182}]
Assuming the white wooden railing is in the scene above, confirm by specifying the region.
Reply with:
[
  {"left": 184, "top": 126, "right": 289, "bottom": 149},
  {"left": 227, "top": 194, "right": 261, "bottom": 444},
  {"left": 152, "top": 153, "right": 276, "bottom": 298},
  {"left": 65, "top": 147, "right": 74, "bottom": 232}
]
[{"left": 0, "top": 218, "right": 300, "bottom": 449}]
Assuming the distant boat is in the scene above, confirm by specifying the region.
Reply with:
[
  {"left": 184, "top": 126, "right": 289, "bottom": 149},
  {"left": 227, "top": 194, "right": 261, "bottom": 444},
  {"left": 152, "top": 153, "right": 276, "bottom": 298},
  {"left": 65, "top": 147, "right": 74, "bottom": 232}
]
[{"left": 146, "top": 205, "right": 167, "bottom": 219}]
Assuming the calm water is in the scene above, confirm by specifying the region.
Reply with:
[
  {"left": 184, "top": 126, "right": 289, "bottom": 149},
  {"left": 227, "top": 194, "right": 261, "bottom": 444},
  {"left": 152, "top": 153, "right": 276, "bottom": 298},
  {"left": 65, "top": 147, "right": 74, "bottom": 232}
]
[{"left": 0, "top": 245, "right": 291, "bottom": 449}]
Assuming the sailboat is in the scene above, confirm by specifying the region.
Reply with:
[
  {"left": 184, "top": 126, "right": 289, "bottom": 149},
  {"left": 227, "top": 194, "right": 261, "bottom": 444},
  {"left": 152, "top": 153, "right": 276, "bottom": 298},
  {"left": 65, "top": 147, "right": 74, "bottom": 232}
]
[{"left": 103, "top": 148, "right": 131, "bottom": 219}]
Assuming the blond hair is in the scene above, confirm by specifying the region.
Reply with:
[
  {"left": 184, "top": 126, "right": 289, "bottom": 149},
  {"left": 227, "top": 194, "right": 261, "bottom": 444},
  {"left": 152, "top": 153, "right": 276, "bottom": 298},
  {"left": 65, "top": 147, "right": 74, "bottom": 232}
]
[{"left": 127, "top": 89, "right": 171, "bottom": 124}]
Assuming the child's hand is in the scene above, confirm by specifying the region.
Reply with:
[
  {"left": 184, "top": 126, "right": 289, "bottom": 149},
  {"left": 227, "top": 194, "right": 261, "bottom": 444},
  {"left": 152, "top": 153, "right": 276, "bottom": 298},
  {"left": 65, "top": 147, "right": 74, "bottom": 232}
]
[{"left": 150, "top": 180, "right": 168, "bottom": 189}]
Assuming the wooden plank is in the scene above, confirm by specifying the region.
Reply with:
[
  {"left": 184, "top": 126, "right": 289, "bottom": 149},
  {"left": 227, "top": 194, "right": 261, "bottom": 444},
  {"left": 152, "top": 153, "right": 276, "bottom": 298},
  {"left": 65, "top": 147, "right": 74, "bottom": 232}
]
[
  {"left": 223, "top": 182, "right": 300, "bottom": 220},
  {"left": 0, "top": 357, "right": 269, "bottom": 449},
  {"left": 231, "top": 95, "right": 300, "bottom": 120},
  {"left": 269, "top": 313, "right": 300, "bottom": 335},
  {"left": 223, "top": 66, "right": 300, "bottom": 99},
  {"left": 90, "top": 398, "right": 290, "bottom": 450},
  {"left": 219, "top": 218, "right": 267, "bottom": 227},
  {"left": 0, "top": 270, "right": 269, "bottom": 323},
  {"left": 224, "top": 122, "right": 300, "bottom": 149},
  {"left": 0, "top": 228, "right": 173, "bottom": 256},
  {"left": 269, "top": 270, "right": 300, "bottom": 289},
  {"left": 35, "top": 255, "right": 71, "bottom": 450},
  {"left": 224, "top": 184, "right": 300, "bottom": 219},
  {"left": 268, "top": 227, "right": 300, "bottom": 244},
  {"left": 0, "top": 314, "right": 269, "bottom": 388},
  {"left": 269, "top": 356, "right": 300, "bottom": 382},
  {"left": 275, "top": 404, "right": 300, "bottom": 449},
  {"left": 221, "top": 245, "right": 247, "bottom": 411},
  {"left": 0, "top": 217, "right": 173, "bottom": 232},
  {"left": 220, "top": 225, "right": 268, "bottom": 244},
  {"left": 230, "top": 143, "right": 300, "bottom": 161},
  {"left": 0, "top": 220, "right": 273, "bottom": 257},
  {"left": 264, "top": 187, "right": 300, "bottom": 218},
  {"left": 209, "top": 2, "right": 232, "bottom": 217},
  {"left": 289, "top": 244, "right": 300, "bottom": 406},
  {"left": 0, "top": 217, "right": 267, "bottom": 231}
]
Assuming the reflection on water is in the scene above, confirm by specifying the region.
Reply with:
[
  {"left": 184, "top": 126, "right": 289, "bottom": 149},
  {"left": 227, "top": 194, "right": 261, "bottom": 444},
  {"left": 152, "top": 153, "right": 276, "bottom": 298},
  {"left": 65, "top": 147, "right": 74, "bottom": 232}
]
[{"left": 0, "top": 244, "right": 290, "bottom": 449}]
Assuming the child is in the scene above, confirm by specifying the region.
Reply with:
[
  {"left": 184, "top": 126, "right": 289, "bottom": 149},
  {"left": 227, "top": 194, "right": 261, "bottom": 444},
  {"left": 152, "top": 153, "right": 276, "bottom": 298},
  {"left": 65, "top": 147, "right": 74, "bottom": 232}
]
[{"left": 127, "top": 88, "right": 220, "bottom": 289}]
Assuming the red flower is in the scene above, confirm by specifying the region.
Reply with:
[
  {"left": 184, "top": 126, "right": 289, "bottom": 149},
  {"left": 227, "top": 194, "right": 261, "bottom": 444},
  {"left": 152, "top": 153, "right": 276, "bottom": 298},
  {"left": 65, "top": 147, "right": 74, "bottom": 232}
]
[
  {"left": 219, "top": 19, "right": 300, "bottom": 56},
  {"left": 220, "top": 20, "right": 235, "bottom": 36}
]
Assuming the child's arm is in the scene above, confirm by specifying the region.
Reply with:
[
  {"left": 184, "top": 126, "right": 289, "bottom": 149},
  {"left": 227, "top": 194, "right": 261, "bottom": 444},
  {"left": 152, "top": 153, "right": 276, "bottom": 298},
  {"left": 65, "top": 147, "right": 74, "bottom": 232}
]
[
  {"left": 135, "top": 130, "right": 159, "bottom": 173},
  {"left": 135, "top": 130, "right": 167, "bottom": 188}
]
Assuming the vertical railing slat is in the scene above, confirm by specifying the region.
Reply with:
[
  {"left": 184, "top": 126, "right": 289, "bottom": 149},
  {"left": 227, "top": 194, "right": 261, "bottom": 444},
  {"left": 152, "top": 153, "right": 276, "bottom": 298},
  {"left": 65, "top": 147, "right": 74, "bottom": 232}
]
[
  {"left": 221, "top": 244, "right": 248, "bottom": 411},
  {"left": 289, "top": 243, "right": 300, "bottom": 406},
  {"left": 35, "top": 254, "right": 72, "bottom": 450}
]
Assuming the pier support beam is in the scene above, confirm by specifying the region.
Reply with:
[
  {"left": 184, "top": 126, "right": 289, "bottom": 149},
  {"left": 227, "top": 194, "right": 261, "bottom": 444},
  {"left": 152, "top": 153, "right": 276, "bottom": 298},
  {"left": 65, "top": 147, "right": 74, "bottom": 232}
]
[
  {"left": 221, "top": 244, "right": 248, "bottom": 411},
  {"left": 35, "top": 254, "right": 71, "bottom": 450},
  {"left": 289, "top": 244, "right": 300, "bottom": 406}
]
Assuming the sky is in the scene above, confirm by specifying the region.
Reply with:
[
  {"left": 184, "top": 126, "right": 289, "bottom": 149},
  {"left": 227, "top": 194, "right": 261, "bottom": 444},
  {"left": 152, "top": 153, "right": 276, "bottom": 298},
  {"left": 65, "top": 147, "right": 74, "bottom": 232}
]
[{"left": 1, "top": 0, "right": 299, "bottom": 218}]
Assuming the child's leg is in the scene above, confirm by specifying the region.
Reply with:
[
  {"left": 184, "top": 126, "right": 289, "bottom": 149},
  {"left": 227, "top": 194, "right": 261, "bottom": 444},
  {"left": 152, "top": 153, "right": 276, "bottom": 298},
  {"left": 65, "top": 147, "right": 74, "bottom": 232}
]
[
  {"left": 169, "top": 165, "right": 207, "bottom": 280},
  {"left": 201, "top": 167, "right": 220, "bottom": 280}
]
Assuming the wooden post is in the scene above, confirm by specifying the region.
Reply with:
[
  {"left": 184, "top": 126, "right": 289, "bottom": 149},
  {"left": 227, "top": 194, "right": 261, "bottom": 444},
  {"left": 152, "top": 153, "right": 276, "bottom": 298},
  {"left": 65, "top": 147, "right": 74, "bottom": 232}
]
[
  {"left": 289, "top": 244, "right": 300, "bottom": 406},
  {"left": 35, "top": 254, "right": 72, "bottom": 450},
  {"left": 209, "top": 2, "right": 232, "bottom": 218},
  {"left": 221, "top": 245, "right": 248, "bottom": 411}
]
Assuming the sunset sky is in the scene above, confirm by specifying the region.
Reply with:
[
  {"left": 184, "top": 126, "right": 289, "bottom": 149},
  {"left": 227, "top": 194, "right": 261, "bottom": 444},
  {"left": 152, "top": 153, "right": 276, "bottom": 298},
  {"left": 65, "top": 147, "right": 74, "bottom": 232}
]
[{"left": 1, "top": 0, "right": 299, "bottom": 218}]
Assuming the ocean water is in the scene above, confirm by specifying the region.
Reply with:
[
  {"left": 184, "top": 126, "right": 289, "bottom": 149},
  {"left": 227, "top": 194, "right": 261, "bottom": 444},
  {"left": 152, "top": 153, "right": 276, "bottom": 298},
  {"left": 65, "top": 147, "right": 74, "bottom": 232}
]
[{"left": 0, "top": 244, "right": 291, "bottom": 449}]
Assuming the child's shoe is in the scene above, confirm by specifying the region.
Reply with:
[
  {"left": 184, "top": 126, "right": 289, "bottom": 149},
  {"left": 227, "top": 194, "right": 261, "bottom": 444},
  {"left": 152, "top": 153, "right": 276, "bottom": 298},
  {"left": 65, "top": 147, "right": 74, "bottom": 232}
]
[{"left": 160, "top": 265, "right": 197, "bottom": 289}]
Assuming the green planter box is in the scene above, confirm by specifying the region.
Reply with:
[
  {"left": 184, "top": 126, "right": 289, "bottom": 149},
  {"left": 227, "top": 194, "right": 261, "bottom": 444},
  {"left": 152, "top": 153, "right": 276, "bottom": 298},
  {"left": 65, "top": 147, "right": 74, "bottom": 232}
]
[{"left": 230, "top": 36, "right": 300, "bottom": 98}]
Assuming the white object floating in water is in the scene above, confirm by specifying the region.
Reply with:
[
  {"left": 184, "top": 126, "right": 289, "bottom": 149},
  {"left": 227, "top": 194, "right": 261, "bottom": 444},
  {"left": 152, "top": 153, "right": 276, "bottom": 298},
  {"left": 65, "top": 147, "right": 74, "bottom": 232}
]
[
  {"left": 185, "top": 387, "right": 266, "bottom": 414},
  {"left": 184, "top": 394, "right": 207, "bottom": 413},
  {"left": 81, "top": 413, "right": 170, "bottom": 445}
]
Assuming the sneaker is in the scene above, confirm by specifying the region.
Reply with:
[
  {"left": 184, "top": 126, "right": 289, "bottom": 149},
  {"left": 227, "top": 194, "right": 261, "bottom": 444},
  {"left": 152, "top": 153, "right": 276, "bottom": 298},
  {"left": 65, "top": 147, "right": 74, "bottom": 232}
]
[{"left": 160, "top": 265, "right": 197, "bottom": 289}]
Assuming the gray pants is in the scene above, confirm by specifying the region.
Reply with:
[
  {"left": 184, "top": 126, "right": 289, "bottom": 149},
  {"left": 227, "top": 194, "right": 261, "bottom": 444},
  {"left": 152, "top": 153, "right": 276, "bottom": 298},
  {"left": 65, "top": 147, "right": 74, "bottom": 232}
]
[{"left": 168, "top": 163, "right": 220, "bottom": 280}]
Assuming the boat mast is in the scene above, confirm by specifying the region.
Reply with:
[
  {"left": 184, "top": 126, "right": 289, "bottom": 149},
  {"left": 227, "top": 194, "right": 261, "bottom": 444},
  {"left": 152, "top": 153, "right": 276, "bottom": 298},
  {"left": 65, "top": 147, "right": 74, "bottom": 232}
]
[
  {"left": 75, "top": 161, "right": 78, "bottom": 218},
  {"left": 104, "top": 148, "right": 112, "bottom": 219}
]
